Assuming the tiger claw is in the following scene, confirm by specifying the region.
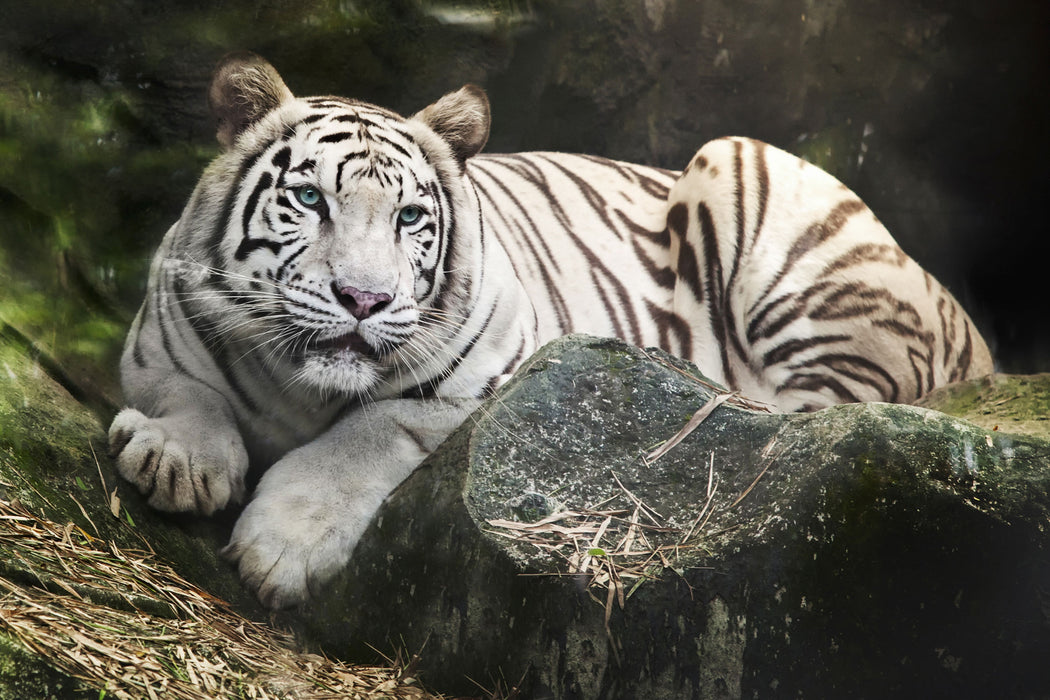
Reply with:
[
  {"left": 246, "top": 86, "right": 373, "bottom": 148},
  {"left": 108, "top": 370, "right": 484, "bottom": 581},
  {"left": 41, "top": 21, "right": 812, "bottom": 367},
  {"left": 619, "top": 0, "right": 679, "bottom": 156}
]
[{"left": 108, "top": 407, "right": 248, "bottom": 516}]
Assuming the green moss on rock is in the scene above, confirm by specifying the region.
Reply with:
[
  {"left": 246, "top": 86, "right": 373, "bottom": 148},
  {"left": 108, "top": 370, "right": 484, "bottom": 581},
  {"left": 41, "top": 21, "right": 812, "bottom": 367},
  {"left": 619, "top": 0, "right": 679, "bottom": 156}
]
[
  {"left": 0, "top": 633, "right": 94, "bottom": 700},
  {"left": 916, "top": 373, "right": 1050, "bottom": 438}
]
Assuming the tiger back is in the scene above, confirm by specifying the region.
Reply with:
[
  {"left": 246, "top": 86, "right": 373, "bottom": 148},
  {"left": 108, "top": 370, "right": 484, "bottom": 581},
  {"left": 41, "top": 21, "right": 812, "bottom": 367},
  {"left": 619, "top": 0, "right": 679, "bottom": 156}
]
[{"left": 470, "top": 143, "right": 991, "bottom": 411}]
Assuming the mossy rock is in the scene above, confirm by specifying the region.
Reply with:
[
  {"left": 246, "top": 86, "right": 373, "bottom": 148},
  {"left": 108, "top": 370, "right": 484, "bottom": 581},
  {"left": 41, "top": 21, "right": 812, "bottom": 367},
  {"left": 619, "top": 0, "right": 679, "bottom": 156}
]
[
  {"left": 916, "top": 373, "right": 1050, "bottom": 438},
  {"left": 289, "top": 335, "right": 1050, "bottom": 699},
  {"left": 0, "top": 633, "right": 94, "bottom": 700}
]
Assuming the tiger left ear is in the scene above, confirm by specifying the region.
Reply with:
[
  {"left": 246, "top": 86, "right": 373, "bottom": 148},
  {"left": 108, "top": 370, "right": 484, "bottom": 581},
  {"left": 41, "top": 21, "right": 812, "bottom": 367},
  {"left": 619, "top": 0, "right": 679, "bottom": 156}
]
[
  {"left": 413, "top": 85, "right": 491, "bottom": 167},
  {"left": 209, "top": 52, "right": 294, "bottom": 150}
]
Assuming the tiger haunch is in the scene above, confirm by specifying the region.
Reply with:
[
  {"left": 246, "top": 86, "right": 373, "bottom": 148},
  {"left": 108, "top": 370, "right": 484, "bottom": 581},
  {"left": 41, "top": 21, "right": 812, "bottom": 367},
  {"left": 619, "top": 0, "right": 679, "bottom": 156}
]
[{"left": 109, "top": 54, "right": 992, "bottom": 607}]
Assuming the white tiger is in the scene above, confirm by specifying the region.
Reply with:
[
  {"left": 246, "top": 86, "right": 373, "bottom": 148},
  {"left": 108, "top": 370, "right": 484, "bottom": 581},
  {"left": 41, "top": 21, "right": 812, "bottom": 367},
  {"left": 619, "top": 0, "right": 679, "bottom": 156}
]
[{"left": 108, "top": 53, "right": 992, "bottom": 608}]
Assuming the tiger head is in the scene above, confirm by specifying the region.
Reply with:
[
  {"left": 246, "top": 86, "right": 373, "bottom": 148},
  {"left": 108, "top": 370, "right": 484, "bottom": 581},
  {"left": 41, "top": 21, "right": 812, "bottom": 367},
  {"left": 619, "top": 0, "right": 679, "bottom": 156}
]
[{"left": 183, "top": 53, "right": 490, "bottom": 398}]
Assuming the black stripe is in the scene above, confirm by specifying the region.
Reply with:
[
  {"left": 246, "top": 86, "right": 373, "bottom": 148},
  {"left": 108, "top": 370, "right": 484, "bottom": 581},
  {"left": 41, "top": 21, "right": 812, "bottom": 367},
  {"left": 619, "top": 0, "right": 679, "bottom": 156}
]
[
  {"left": 747, "top": 282, "right": 836, "bottom": 343},
  {"left": 319, "top": 131, "right": 358, "bottom": 143},
  {"left": 782, "top": 354, "right": 899, "bottom": 402},
  {"left": 289, "top": 158, "right": 316, "bottom": 174},
  {"left": 207, "top": 149, "right": 266, "bottom": 262},
  {"left": 667, "top": 203, "right": 704, "bottom": 303},
  {"left": 725, "top": 139, "right": 747, "bottom": 291},
  {"left": 937, "top": 294, "right": 955, "bottom": 363},
  {"left": 274, "top": 244, "right": 308, "bottom": 281},
  {"left": 644, "top": 299, "right": 692, "bottom": 358},
  {"left": 764, "top": 334, "right": 852, "bottom": 367},
  {"left": 617, "top": 209, "right": 676, "bottom": 290},
  {"left": 470, "top": 159, "right": 565, "bottom": 273},
  {"left": 369, "top": 132, "right": 413, "bottom": 159},
  {"left": 469, "top": 173, "right": 572, "bottom": 331},
  {"left": 747, "top": 198, "right": 866, "bottom": 319},
  {"left": 907, "top": 346, "right": 932, "bottom": 398},
  {"left": 950, "top": 320, "right": 974, "bottom": 382},
  {"left": 402, "top": 302, "right": 499, "bottom": 399},
  {"left": 778, "top": 372, "right": 862, "bottom": 405},
  {"left": 427, "top": 180, "right": 454, "bottom": 311},
  {"left": 749, "top": 140, "right": 770, "bottom": 257},
  {"left": 695, "top": 202, "right": 738, "bottom": 388},
  {"left": 493, "top": 154, "right": 649, "bottom": 341},
  {"left": 235, "top": 172, "right": 282, "bottom": 260},
  {"left": 818, "top": 244, "right": 907, "bottom": 279},
  {"left": 271, "top": 146, "right": 291, "bottom": 170}
]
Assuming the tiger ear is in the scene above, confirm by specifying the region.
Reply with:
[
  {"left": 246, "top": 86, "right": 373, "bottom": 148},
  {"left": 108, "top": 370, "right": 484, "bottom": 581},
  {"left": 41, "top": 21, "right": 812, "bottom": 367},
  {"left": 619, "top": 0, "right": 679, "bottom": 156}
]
[
  {"left": 208, "top": 52, "right": 294, "bottom": 150},
  {"left": 413, "top": 85, "right": 491, "bottom": 167}
]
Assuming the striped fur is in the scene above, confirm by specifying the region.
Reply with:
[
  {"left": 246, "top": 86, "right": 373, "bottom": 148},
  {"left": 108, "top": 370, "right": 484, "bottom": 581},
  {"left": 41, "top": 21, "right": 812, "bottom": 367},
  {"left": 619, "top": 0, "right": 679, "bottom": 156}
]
[{"left": 108, "top": 55, "right": 992, "bottom": 607}]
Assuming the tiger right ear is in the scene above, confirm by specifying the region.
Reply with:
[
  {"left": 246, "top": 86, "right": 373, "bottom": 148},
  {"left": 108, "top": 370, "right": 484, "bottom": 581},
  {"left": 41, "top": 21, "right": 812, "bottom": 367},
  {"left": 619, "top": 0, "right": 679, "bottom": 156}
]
[
  {"left": 413, "top": 85, "right": 491, "bottom": 167},
  {"left": 208, "top": 52, "right": 294, "bottom": 150}
]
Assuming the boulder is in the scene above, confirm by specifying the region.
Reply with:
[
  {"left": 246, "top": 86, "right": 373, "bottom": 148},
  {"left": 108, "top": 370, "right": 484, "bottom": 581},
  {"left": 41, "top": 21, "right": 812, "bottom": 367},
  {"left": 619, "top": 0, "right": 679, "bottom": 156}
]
[{"left": 291, "top": 335, "right": 1050, "bottom": 699}]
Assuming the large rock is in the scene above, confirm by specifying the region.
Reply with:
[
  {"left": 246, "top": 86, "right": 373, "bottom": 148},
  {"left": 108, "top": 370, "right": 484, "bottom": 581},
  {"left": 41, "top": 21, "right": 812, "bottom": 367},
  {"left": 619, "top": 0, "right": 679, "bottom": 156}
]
[
  {"left": 4, "top": 322, "right": 1049, "bottom": 698},
  {"left": 291, "top": 335, "right": 1050, "bottom": 699}
]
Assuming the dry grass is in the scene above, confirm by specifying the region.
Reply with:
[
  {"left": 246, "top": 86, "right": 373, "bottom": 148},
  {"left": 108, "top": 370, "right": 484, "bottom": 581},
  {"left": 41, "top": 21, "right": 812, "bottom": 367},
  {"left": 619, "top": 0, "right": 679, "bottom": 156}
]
[{"left": 0, "top": 498, "right": 436, "bottom": 699}]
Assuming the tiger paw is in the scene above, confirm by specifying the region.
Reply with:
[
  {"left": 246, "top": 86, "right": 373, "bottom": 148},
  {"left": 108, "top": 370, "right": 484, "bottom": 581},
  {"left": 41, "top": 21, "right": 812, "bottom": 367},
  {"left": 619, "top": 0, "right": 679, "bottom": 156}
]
[
  {"left": 108, "top": 407, "right": 248, "bottom": 515},
  {"left": 222, "top": 453, "right": 379, "bottom": 609}
]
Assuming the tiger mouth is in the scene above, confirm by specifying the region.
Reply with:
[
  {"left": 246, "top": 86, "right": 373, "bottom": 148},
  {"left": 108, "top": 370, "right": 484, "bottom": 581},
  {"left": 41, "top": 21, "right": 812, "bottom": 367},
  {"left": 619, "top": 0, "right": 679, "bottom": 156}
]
[{"left": 311, "top": 332, "right": 379, "bottom": 358}]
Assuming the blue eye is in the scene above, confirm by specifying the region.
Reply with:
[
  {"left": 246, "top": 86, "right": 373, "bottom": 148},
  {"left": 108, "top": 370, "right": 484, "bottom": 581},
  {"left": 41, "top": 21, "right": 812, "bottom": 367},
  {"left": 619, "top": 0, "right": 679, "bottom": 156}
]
[
  {"left": 294, "top": 186, "right": 323, "bottom": 208},
  {"left": 398, "top": 205, "right": 423, "bottom": 226}
]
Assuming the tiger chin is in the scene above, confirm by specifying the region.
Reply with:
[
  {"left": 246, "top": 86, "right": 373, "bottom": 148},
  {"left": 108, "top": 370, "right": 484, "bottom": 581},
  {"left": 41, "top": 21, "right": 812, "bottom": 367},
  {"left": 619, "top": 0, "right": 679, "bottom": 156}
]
[{"left": 108, "top": 52, "right": 993, "bottom": 609}]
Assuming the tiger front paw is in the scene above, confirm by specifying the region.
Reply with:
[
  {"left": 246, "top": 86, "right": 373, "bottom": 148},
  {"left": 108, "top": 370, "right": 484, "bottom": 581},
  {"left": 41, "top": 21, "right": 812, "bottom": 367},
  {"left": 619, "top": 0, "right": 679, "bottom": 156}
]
[
  {"left": 222, "top": 451, "right": 380, "bottom": 609},
  {"left": 108, "top": 407, "right": 248, "bottom": 515}
]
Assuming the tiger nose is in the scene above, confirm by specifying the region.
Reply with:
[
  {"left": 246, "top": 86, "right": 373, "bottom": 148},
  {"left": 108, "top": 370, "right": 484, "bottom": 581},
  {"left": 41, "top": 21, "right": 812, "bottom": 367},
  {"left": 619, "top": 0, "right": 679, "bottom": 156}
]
[{"left": 332, "top": 283, "right": 392, "bottom": 320}]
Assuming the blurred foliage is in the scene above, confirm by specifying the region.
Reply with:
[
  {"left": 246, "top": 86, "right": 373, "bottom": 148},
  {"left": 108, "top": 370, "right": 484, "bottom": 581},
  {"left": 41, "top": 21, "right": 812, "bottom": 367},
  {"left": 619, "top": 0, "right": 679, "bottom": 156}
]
[{"left": 0, "top": 52, "right": 213, "bottom": 406}]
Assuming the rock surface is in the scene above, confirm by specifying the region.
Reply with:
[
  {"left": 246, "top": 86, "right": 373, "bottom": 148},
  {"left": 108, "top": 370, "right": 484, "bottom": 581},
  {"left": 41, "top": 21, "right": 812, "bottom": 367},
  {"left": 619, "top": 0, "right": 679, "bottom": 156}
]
[{"left": 291, "top": 335, "right": 1050, "bottom": 699}]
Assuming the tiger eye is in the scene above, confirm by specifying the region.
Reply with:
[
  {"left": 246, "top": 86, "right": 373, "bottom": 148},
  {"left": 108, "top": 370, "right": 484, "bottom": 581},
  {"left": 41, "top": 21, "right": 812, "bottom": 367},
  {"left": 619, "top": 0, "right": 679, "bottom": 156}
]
[
  {"left": 398, "top": 205, "right": 422, "bottom": 225},
  {"left": 295, "top": 186, "right": 322, "bottom": 208}
]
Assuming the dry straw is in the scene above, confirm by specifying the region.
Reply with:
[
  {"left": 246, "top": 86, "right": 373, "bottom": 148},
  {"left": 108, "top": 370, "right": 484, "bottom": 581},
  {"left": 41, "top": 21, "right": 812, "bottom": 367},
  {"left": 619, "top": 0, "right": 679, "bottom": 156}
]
[{"left": 0, "top": 498, "right": 434, "bottom": 700}]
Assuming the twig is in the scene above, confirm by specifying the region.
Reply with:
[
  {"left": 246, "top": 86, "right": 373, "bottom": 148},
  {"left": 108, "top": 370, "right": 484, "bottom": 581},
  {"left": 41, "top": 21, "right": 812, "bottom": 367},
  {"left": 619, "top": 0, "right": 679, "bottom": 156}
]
[
  {"left": 680, "top": 453, "right": 718, "bottom": 545},
  {"left": 610, "top": 472, "right": 664, "bottom": 526},
  {"left": 645, "top": 392, "right": 737, "bottom": 464},
  {"left": 729, "top": 436, "right": 780, "bottom": 508}
]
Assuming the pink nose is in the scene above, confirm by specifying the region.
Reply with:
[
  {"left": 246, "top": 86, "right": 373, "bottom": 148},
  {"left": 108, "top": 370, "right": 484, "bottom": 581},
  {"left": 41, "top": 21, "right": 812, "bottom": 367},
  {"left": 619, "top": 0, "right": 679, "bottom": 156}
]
[{"left": 332, "top": 283, "right": 392, "bottom": 320}]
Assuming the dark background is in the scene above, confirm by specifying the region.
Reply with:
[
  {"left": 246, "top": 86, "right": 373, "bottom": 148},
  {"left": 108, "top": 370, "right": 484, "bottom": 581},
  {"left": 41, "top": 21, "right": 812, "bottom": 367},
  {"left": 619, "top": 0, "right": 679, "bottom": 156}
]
[{"left": 1, "top": 0, "right": 1047, "bottom": 408}]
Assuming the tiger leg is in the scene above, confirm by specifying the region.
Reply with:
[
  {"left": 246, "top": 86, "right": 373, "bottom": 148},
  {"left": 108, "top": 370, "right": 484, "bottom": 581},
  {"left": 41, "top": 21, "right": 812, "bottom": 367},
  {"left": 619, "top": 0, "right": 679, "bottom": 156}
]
[
  {"left": 665, "top": 137, "right": 992, "bottom": 412},
  {"left": 224, "top": 397, "right": 479, "bottom": 609}
]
